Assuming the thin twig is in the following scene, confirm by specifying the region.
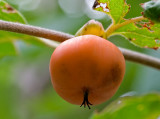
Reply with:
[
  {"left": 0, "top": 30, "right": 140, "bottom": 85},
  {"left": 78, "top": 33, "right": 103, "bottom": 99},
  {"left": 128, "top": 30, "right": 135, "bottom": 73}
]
[
  {"left": 0, "top": 20, "right": 160, "bottom": 70},
  {"left": 0, "top": 20, "right": 74, "bottom": 42}
]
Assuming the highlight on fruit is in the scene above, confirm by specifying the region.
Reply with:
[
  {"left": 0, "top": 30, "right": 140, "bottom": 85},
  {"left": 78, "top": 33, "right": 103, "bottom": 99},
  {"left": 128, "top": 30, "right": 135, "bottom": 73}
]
[{"left": 49, "top": 35, "right": 125, "bottom": 109}]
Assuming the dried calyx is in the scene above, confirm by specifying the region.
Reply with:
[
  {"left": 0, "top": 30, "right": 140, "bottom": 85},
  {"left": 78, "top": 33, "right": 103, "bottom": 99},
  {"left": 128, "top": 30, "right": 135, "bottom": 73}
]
[{"left": 80, "top": 90, "right": 92, "bottom": 109}]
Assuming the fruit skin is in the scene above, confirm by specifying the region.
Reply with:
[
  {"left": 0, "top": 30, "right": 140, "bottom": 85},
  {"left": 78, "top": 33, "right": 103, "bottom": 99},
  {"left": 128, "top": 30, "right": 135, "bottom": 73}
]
[{"left": 50, "top": 35, "right": 125, "bottom": 106}]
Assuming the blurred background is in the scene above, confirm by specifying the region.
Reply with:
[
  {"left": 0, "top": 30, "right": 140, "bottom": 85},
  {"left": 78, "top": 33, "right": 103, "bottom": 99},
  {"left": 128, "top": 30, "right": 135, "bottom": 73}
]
[{"left": 0, "top": 0, "right": 160, "bottom": 119}]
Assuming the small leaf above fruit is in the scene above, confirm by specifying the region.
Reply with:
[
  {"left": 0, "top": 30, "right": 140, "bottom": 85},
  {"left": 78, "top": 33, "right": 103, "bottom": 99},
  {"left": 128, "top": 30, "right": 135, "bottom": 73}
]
[
  {"left": 112, "top": 19, "right": 160, "bottom": 49},
  {"left": 92, "top": 0, "right": 160, "bottom": 49},
  {"left": 93, "top": 0, "right": 130, "bottom": 24}
]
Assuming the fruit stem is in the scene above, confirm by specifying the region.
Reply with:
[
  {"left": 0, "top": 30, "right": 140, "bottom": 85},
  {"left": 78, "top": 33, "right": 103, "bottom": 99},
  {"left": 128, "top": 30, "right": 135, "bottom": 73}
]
[{"left": 80, "top": 90, "right": 92, "bottom": 109}]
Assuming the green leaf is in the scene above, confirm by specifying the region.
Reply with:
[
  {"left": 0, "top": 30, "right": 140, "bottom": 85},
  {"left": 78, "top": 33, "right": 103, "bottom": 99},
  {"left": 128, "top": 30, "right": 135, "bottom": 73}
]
[
  {"left": 0, "top": 0, "right": 26, "bottom": 23},
  {"left": 93, "top": 0, "right": 160, "bottom": 49},
  {"left": 0, "top": 41, "right": 17, "bottom": 58},
  {"left": 112, "top": 20, "right": 160, "bottom": 49},
  {"left": 93, "top": 0, "right": 130, "bottom": 23},
  {"left": 0, "top": 0, "right": 45, "bottom": 58},
  {"left": 90, "top": 93, "right": 160, "bottom": 119},
  {"left": 142, "top": 0, "right": 160, "bottom": 23}
]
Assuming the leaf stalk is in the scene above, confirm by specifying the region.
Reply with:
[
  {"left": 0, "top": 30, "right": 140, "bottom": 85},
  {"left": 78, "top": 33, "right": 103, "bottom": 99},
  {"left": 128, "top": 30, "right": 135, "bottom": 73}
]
[{"left": 105, "top": 16, "right": 146, "bottom": 38}]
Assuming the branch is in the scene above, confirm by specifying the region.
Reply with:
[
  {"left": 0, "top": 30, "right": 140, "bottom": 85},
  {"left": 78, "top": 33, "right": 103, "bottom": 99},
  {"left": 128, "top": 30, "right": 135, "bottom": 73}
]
[
  {"left": 0, "top": 20, "right": 74, "bottom": 42},
  {"left": 0, "top": 20, "right": 160, "bottom": 70},
  {"left": 120, "top": 48, "right": 160, "bottom": 70}
]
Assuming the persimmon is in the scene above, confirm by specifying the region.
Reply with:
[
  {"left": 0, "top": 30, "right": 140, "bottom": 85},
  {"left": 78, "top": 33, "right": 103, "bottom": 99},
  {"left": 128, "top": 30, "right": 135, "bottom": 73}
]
[{"left": 50, "top": 35, "right": 125, "bottom": 109}]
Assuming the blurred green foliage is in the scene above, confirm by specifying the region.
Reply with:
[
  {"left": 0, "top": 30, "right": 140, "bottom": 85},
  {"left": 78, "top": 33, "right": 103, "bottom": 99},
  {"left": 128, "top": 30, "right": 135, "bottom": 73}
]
[
  {"left": 0, "top": 0, "right": 160, "bottom": 119},
  {"left": 91, "top": 93, "right": 160, "bottom": 119},
  {"left": 0, "top": 0, "right": 47, "bottom": 58}
]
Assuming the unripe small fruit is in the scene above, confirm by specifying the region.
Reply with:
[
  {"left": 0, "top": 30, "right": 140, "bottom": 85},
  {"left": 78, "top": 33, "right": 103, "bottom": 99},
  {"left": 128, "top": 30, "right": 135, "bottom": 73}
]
[
  {"left": 50, "top": 35, "right": 125, "bottom": 109},
  {"left": 75, "top": 20, "right": 105, "bottom": 38}
]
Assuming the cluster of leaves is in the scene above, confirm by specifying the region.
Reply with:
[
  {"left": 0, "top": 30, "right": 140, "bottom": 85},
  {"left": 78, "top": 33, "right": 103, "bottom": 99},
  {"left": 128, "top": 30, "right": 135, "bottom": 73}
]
[
  {"left": 93, "top": 0, "right": 160, "bottom": 49},
  {"left": 0, "top": 0, "right": 44, "bottom": 58}
]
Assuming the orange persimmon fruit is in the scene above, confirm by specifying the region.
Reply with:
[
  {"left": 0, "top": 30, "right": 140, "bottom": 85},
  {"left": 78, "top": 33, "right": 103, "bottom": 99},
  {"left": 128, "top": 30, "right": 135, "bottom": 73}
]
[{"left": 50, "top": 35, "right": 125, "bottom": 109}]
